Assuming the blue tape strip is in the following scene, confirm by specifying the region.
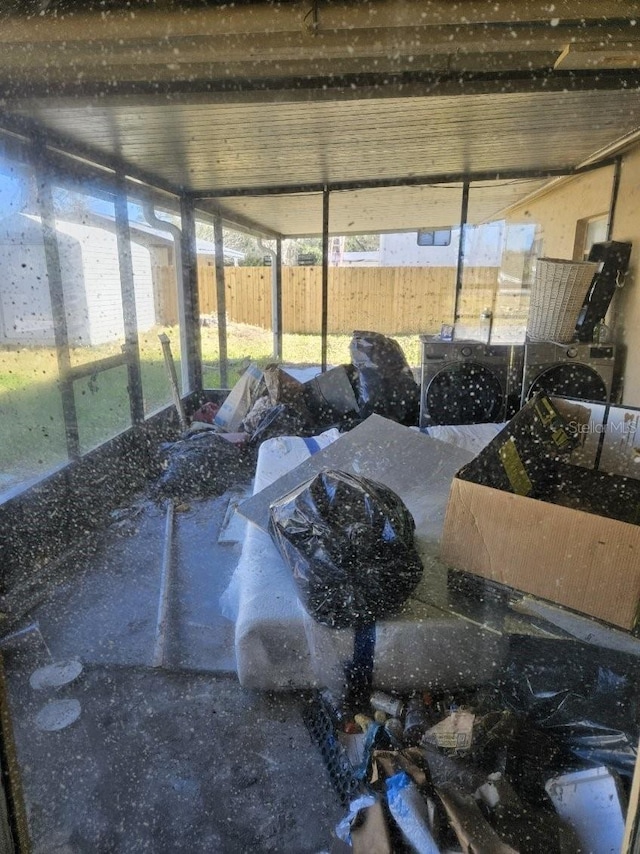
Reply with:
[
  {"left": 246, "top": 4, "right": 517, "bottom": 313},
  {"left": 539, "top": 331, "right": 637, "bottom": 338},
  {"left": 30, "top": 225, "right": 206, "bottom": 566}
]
[
  {"left": 352, "top": 622, "right": 376, "bottom": 691},
  {"left": 303, "top": 436, "right": 322, "bottom": 455}
]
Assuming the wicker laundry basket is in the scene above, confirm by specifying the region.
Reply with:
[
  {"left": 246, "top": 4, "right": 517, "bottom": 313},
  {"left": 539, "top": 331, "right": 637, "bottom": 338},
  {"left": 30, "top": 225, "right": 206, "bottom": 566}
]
[{"left": 527, "top": 257, "right": 599, "bottom": 343}]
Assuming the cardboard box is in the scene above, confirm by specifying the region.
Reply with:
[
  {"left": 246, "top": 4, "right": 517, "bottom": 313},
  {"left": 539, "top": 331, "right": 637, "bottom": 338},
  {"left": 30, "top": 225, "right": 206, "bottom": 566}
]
[
  {"left": 456, "top": 394, "right": 589, "bottom": 499},
  {"left": 440, "top": 395, "right": 640, "bottom": 630},
  {"left": 214, "top": 363, "right": 265, "bottom": 432}
]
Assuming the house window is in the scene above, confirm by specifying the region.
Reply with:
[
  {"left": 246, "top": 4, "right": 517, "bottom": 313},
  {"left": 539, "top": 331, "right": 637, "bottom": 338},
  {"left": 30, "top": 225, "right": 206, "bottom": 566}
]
[
  {"left": 417, "top": 227, "right": 452, "bottom": 247},
  {"left": 573, "top": 214, "right": 608, "bottom": 260}
]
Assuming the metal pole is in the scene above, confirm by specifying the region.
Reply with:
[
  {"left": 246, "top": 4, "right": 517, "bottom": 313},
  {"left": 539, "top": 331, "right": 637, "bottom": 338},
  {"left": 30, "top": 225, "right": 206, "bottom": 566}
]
[
  {"left": 213, "top": 209, "right": 229, "bottom": 388},
  {"left": 606, "top": 155, "right": 623, "bottom": 240},
  {"left": 158, "top": 333, "right": 188, "bottom": 433},
  {"left": 152, "top": 501, "right": 175, "bottom": 668},
  {"left": 258, "top": 237, "right": 283, "bottom": 362},
  {"left": 35, "top": 156, "right": 80, "bottom": 459},
  {"left": 274, "top": 237, "right": 283, "bottom": 361},
  {"left": 180, "top": 196, "right": 203, "bottom": 393},
  {"left": 453, "top": 181, "right": 470, "bottom": 324},
  {"left": 142, "top": 200, "right": 189, "bottom": 393},
  {"left": 114, "top": 177, "right": 145, "bottom": 425},
  {"left": 321, "top": 187, "right": 329, "bottom": 373}
]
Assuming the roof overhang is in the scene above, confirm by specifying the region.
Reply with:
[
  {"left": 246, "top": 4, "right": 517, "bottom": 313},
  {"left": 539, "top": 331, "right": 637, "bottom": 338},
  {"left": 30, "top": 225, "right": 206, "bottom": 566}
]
[{"left": 0, "top": 1, "right": 638, "bottom": 236}]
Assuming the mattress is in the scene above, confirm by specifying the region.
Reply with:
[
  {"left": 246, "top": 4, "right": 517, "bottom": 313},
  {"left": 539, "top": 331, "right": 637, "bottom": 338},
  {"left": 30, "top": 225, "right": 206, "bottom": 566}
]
[
  {"left": 220, "top": 431, "right": 340, "bottom": 690},
  {"left": 221, "top": 422, "right": 506, "bottom": 691},
  {"left": 421, "top": 422, "right": 506, "bottom": 455}
]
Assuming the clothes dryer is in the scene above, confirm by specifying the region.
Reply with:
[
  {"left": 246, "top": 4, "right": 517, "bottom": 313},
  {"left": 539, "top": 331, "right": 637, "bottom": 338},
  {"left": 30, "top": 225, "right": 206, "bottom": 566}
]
[
  {"left": 521, "top": 341, "right": 616, "bottom": 405},
  {"left": 420, "top": 338, "right": 523, "bottom": 427}
]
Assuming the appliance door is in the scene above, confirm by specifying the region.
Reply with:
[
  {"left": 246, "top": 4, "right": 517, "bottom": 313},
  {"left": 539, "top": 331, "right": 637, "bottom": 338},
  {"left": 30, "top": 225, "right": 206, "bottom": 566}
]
[
  {"left": 526, "top": 363, "right": 608, "bottom": 403},
  {"left": 424, "top": 361, "right": 504, "bottom": 425}
]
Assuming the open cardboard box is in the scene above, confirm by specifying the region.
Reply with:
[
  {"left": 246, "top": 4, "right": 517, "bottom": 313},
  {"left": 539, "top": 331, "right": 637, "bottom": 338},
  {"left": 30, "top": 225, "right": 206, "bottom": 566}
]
[{"left": 440, "top": 394, "right": 640, "bottom": 631}]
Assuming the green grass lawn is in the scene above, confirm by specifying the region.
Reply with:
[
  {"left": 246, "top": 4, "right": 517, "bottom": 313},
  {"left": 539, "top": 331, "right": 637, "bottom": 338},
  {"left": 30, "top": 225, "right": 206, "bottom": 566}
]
[{"left": 0, "top": 323, "right": 420, "bottom": 491}]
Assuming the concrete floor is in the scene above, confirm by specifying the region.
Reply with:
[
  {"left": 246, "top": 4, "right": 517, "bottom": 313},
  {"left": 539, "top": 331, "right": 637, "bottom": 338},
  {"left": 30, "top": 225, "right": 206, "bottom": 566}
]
[{"left": 1, "top": 488, "right": 344, "bottom": 853}]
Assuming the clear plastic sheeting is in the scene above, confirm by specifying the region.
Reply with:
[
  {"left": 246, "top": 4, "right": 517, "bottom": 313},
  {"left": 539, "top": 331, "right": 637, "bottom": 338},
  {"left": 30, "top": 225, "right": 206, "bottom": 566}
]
[
  {"left": 301, "top": 590, "right": 505, "bottom": 696},
  {"left": 222, "top": 423, "right": 506, "bottom": 692},
  {"left": 420, "top": 422, "right": 505, "bottom": 456},
  {"left": 219, "top": 430, "right": 340, "bottom": 690}
]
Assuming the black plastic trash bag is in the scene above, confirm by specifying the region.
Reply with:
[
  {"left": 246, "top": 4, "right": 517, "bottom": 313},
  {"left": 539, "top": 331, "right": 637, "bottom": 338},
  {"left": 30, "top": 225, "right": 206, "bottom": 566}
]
[
  {"left": 349, "top": 330, "right": 420, "bottom": 426},
  {"left": 497, "top": 636, "right": 640, "bottom": 778},
  {"left": 248, "top": 403, "right": 313, "bottom": 447},
  {"left": 152, "top": 431, "right": 252, "bottom": 499},
  {"left": 268, "top": 469, "right": 423, "bottom": 628}
]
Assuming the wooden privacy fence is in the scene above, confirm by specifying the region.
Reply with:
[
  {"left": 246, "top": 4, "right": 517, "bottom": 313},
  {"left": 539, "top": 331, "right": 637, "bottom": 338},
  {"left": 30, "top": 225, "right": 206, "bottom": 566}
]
[{"left": 196, "top": 264, "right": 527, "bottom": 335}]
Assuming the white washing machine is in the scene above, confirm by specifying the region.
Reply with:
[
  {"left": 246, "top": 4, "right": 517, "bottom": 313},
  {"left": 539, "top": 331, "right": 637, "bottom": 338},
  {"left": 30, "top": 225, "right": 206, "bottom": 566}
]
[
  {"left": 420, "top": 338, "right": 524, "bottom": 427},
  {"left": 521, "top": 341, "right": 616, "bottom": 406}
]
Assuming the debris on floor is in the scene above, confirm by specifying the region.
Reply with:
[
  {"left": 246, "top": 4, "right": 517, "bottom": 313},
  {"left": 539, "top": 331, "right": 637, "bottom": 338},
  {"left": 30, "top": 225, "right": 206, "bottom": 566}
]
[
  {"left": 149, "top": 330, "right": 419, "bottom": 502},
  {"left": 305, "top": 639, "right": 640, "bottom": 854},
  {"left": 9, "top": 339, "right": 640, "bottom": 852},
  {"left": 152, "top": 430, "right": 254, "bottom": 500}
]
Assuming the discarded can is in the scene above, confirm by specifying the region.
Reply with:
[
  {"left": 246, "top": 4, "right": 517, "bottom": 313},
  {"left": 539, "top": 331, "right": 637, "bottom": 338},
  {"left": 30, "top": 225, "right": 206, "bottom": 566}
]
[
  {"left": 370, "top": 690, "right": 404, "bottom": 718},
  {"left": 403, "top": 697, "right": 428, "bottom": 744},
  {"left": 373, "top": 710, "right": 388, "bottom": 724}
]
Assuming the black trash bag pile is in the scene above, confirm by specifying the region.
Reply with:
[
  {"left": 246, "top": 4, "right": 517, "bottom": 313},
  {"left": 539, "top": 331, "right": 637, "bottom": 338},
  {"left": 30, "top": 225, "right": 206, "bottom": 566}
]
[
  {"left": 268, "top": 468, "right": 423, "bottom": 628},
  {"left": 349, "top": 330, "right": 420, "bottom": 426},
  {"left": 495, "top": 636, "right": 640, "bottom": 778},
  {"left": 152, "top": 431, "right": 254, "bottom": 500},
  {"left": 248, "top": 403, "right": 315, "bottom": 447}
]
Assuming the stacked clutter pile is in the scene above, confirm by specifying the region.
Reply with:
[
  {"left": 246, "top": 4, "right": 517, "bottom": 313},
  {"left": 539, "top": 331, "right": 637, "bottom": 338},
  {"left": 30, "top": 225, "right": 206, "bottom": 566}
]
[
  {"left": 277, "top": 392, "right": 639, "bottom": 852},
  {"left": 307, "top": 633, "right": 639, "bottom": 853},
  {"left": 151, "top": 331, "right": 420, "bottom": 500}
]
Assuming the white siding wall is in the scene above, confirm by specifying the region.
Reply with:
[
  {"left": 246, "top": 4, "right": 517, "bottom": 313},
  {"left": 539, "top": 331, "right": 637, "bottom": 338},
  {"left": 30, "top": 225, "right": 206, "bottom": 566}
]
[
  {"left": 1, "top": 216, "right": 158, "bottom": 346},
  {"left": 0, "top": 240, "right": 54, "bottom": 344},
  {"left": 55, "top": 222, "right": 124, "bottom": 347},
  {"left": 0, "top": 217, "right": 87, "bottom": 346}
]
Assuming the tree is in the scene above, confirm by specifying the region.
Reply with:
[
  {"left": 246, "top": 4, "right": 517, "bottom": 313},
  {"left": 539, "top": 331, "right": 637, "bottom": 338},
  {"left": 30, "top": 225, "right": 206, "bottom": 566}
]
[{"left": 345, "top": 234, "right": 380, "bottom": 252}]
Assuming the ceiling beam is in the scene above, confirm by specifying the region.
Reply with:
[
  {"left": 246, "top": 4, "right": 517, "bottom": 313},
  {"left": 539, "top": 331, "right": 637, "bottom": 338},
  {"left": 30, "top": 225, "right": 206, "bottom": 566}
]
[
  {"left": 0, "top": 23, "right": 634, "bottom": 69},
  {"left": 0, "top": 2, "right": 637, "bottom": 97},
  {"left": 0, "top": 2, "right": 633, "bottom": 43},
  {"left": 189, "top": 160, "right": 616, "bottom": 201},
  {"left": 3, "top": 67, "right": 640, "bottom": 105}
]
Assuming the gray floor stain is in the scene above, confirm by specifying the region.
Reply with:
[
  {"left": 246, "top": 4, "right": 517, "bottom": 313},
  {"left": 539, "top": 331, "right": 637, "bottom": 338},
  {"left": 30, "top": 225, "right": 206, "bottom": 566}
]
[{"left": 2, "top": 490, "right": 343, "bottom": 853}]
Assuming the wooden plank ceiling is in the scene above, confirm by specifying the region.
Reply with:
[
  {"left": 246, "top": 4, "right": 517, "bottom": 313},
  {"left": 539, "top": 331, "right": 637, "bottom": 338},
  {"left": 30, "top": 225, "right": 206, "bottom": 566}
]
[{"left": 0, "top": 0, "right": 639, "bottom": 236}]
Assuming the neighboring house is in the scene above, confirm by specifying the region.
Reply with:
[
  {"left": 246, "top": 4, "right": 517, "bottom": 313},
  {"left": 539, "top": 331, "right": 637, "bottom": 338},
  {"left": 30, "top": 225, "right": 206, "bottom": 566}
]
[
  {"left": 0, "top": 212, "right": 155, "bottom": 347},
  {"left": 379, "top": 222, "right": 534, "bottom": 270},
  {"left": 340, "top": 222, "right": 537, "bottom": 287},
  {"left": 0, "top": 212, "right": 244, "bottom": 347}
]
